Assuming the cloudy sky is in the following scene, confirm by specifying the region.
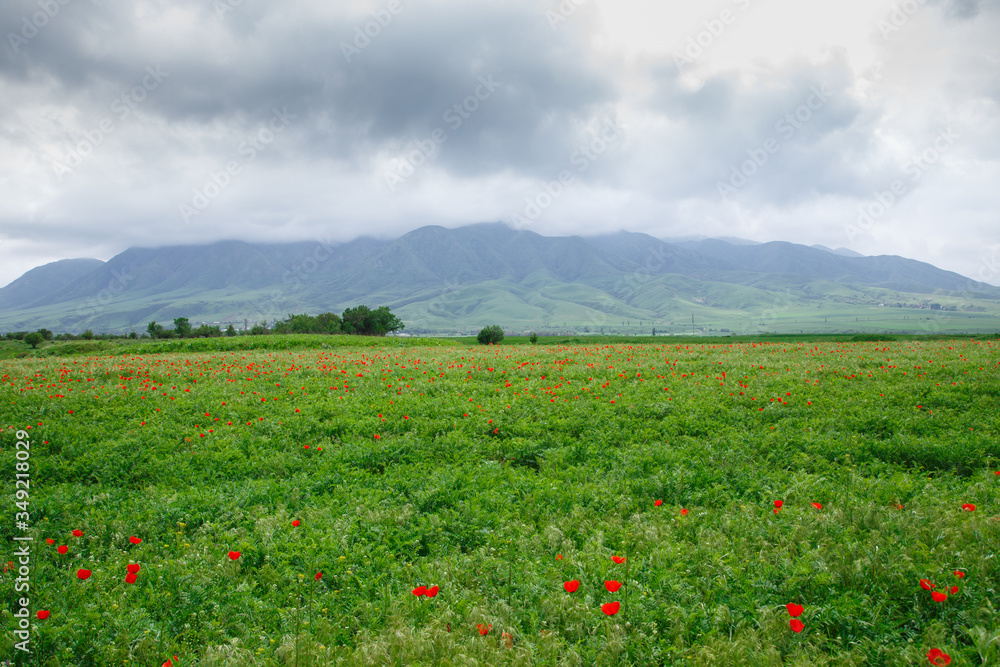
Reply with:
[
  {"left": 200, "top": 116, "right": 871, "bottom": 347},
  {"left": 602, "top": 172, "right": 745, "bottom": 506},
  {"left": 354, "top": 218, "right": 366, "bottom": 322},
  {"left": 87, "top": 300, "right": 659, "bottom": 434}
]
[{"left": 2, "top": 0, "right": 998, "bottom": 288}]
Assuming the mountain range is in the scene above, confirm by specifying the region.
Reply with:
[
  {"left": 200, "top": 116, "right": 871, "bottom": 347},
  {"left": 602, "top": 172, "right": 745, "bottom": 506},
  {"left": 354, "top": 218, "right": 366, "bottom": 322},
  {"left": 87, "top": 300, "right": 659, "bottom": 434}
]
[{"left": 1, "top": 223, "right": 998, "bottom": 336}]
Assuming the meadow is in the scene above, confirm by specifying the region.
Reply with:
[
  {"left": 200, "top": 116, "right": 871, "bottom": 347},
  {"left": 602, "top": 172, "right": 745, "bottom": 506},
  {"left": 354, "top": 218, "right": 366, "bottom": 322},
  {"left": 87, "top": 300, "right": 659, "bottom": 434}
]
[{"left": 1, "top": 335, "right": 999, "bottom": 665}]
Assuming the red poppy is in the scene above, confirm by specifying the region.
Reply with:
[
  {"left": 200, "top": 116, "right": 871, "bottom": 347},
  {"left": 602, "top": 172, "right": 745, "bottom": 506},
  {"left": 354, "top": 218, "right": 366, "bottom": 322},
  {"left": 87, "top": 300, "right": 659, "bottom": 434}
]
[
  {"left": 811, "top": 502, "right": 822, "bottom": 510},
  {"left": 919, "top": 579, "right": 935, "bottom": 591},
  {"left": 315, "top": 572, "right": 323, "bottom": 581},
  {"left": 611, "top": 556, "right": 626, "bottom": 564},
  {"left": 962, "top": 503, "right": 976, "bottom": 512},
  {"left": 789, "top": 619, "right": 804, "bottom": 633},
  {"left": 605, "top": 580, "right": 622, "bottom": 593},
  {"left": 931, "top": 591, "right": 948, "bottom": 602},
  {"left": 773, "top": 508, "right": 781, "bottom": 515},
  {"left": 785, "top": 603, "right": 803, "bottom": 617},
  {"left": 127, "top": 564, "right": 140, "bottom": 574},
  {"left": 77, "top": 568, "right": 91, "bottom": 580},
  {"left": 412, "top": 586, "right": 427, "bottom": 597},
  {"left": 953, "top": 570, "right": 965, "bottom": 578},
  {"left": 125, "top": 573, "right": 137, "bottom": 584},
  {"left": 927, "top": 648, "right": 951, "bottom": 665},
  {"left": 564, "top": 580, "right": 580, "bottom": 593},
  {"left": 654, "top": 500, "right": 663, "bottom": 506},
  {"left": 949, "top": 585, "right": 958, "bottom": 594},
  {"left": 57, "top": 545, "right": 68, "bottom": 554},
  {"left": 37, "top": 610, "right": 50, "bottom": 620},
  {"left": 477, "top": 623, "right": 492, "bottom": 636},
  {"left": 292, "top": 520, "right": 300, "bottom": 527},
  {"left": 45, "top": 538, "right": 55, "bottom": 545},
  {"left": 227, "top": 551, "right": 241, "bottom": 561},
  {"left": 680, "top": 508, "right": 689, "bottom": 516},
  {"left": 72, "top": 529, "right": 83, "bottom": 537},
  {"left": 555, "top": 554, "right": 563, "bottom": 560},
  {"left": 601, "top": 601, "right": 621, "bottom": 616},
  {"left": 774, "top": 500, "right": 783, "bottom": 508},
  {"left": 425, "top": 585, "right": 439, "bottom": 597},
  {"left": 129, "top": 536, "right": 142, "bottom": 545}
]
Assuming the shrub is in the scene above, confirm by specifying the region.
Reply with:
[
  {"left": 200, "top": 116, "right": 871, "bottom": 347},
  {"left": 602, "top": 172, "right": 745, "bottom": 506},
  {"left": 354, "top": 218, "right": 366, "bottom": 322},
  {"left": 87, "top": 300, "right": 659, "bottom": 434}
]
[{"left": 477, "top": 325, "right": 504, "bottom": 345}]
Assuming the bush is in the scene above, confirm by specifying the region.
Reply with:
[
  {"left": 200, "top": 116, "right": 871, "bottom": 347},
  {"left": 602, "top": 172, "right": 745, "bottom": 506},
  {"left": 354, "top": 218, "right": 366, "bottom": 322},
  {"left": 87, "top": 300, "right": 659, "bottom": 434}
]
[
  {"left": 477, "top": 325, "right": 504, "bottom": 345},
  {"left": 529, "top": 332, "right": 538, "bottom": 344},
  {"left": 23, "top": 332, "right": 44, "bottom": 349}
]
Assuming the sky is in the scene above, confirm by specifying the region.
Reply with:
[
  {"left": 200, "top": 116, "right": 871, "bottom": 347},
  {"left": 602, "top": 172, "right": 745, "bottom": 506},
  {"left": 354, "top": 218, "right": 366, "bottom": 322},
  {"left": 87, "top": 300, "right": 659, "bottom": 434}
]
[{"left": 1, "top": 0, "right": 999, "bottom": 288}]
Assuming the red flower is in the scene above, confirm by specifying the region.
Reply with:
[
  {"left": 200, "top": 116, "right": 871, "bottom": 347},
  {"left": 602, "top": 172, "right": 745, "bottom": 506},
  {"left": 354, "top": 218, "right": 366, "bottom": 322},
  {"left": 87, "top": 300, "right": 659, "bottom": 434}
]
[
  {"left": 125, "top": 573, "right": 137, "bottom": 584},
  {"left": 680, "top": 508, "right": 689, "bottom": 516},
  {"left": 374, "top": 434, "right": 380, "bottom": 440},
  {"left": 77, "top": 568, "right": 91, "bottom": 580},
  {"left": 962, "top": 503, "right": 976, "bottom": 512},
  {"left": 774, "top": 500, "right": 783, "bottom": 508},
  {"left": 227, "top": 551, "right": 241, "bottom": 561},
  {"left": 811, "top": 502, "right": 823, "bottom": 510},
  {"left": 425, "top": 585, "right": 438, "bottom": 597},
  {"left": 931, "top": 591, "right": 948, "bottom": 602},
  {"left": 919, "top": 579, "right": 935, "bottom": 591},
  {"left": 611, "top": 556, "right": 626, "bottom": 564},
  {"left": 927, "top": 648, "right": 951, "bottom": 665},
  {"left": 601, "top": 601, "right": 621, "bottom": 616},
  {"left": 412, "top": 586, "right": 427, "bottom": 597},
  {"left": 789, "top": 619, "right": 804, "bottom": 633},
  {"left": 72, "top": 529, "right": 83, "bottom": 537},
  {"left": 292, "top": 520, "right": 300, "bottom": 527},
  {"left": 45, "top": 538, "right": 55, "bottom": 545},
  {"left": 315, "top": 572, "right": 323, "bottom": 581},
  {"left": 953, "top": 570, "right": 965, "bottom": 578},
  {"left": 949, "top": 585, "right": 958, "bottom": 594},
  {"left": 127, "top": 564, "right": 140, "bottom": 574},
  {"left": 605, "top": 580, "right": 622, "bottom": 593},
  {"left": 477, "top": 623, "right": 492, "bottom": 636},
  {"left": 57, "top": 545, "right": 68, "bottom": 554},
  {"left": 37, "top": 609, "right": 50, "bottom": 620},
  {"left": 129, "top": 536, "right": 142, "bottom": 545},
  {"left": 555, "top": 554, "right": 563, "bottom": 560},
  {"left": 564, "top": 580, "right": 580, "bottom": 593},
  {"left": 773, "top": 508, "right": 781, "bottom": 515},
  {"left": 785, "top": 603, "right": 804, "bottom": 617}
]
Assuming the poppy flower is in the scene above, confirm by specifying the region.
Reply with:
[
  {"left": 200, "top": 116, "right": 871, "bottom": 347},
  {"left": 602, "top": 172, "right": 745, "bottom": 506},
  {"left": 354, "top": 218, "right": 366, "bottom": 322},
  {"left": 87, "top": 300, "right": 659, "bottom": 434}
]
[
  {"left": 601, "top": 601, "right": 620, "bottom": 616},
  {"left": 77, "top": 568, "right": 91, "bottom": 580},
  {"left": 45, "top": 538, "right": 55, "bottom": 545},
  {"left": 654, "top": 500, "right": 663, "bottom": 506},
  {"left": 962, "top": 503, "right": 976, "bottom": 512},
  {"left": 927, "top": 648, "right": 951, "bottom": 665},
  {"left": 785, "top": 603, "right": 803, "bottom": 617},
  {"left": 125, "top": 573, "right": 137, "bottom": 584},
  {"left": 127, "top": 564, "right": 140, "bottom": 574},
  {"left": 931, "top": 591, "right": 948, "bottom": 602},
  {"left": 37, "top": 610, "right": 50, "bottom": 620},
  {"left": 789, "top": 619, "right": 804, "bottom": 633},
  {"left": 129, "top": 536, "right": 142, "bottom": 545},
  {"left": 811, "top": 502, "right": 823, "bottom": 510},
  {"left": 477, "top": 623, "right": 492, "bottom": 636},
  {"left": 57, "top": 545, "right": 68, "bottom": 554},
  {"left": 774, "top": 500, "right": 783, "bottom": 509},
  {"left": 425, "top": 584, "right": 438, "bottom": 597},
  {"left": 605, "top": 580, "right": 622, "bottom": 593},
  {"left": 227, "top": 551, "right": 241, "bottom": 561},
  {"left": 953, "top": 570, "right": 965, "bottom": 578},
  {"left": 292, "top": 520, "right": 300, "bottom": 527},
  {"left": 950, "top": 586, "right": 958, "bottom": 594},
  {"left": 611, "top": 556, "right": 625, "bottom": 564},
  {"left": 72, "top": 529, "right": 83, "bottom": 537},
  {"left": 555, "top": 554, "right": 563, "bottom": 560},
  {"left": 502, "top": 631, "right": 514, "bottom": 648},
  {"left": 919, "top": 579, "right": 935, "bottom": 591},
  {"left": 564, "top": 580, "right": 580, "bottom": 593},
  {"left": 315, "top": 572, "right": 323, "bottom": 581},
  {"left": 680, "top": 508, "right": 689, "bottom": 516},
  {"left": 412, "top": 586, "right": 427, "bottom": 597}
]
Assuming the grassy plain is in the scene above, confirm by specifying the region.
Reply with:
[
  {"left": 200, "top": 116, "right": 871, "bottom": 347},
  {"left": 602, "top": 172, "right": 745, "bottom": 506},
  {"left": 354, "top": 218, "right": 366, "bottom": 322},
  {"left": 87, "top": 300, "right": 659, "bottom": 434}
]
[{"left": 1, "top": 335, "right": 999, "bottom": 665}]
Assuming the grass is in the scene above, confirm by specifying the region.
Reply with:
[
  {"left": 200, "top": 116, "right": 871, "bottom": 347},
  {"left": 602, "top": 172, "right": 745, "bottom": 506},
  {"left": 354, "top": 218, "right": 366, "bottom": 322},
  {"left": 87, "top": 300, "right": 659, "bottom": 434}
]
[{"left": 1, "top": 335, "right": 998, "bottom": 665}]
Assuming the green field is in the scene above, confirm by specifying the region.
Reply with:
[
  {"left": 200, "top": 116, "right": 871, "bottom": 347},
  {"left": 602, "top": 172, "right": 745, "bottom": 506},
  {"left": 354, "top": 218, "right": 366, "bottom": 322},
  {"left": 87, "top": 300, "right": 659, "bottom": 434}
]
[{"left": 2, "top": 336, "right": 999, "bottom": 665}]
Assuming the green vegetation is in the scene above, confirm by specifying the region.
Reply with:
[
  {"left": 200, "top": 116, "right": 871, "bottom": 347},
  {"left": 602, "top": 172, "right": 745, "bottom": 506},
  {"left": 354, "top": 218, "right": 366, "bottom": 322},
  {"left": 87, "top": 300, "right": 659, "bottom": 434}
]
[
  {"left": 0, "top": 337, "right": 998, "bottom": 665},
  {"left": 477, "top": 325, "right": 505, "bottom": 345}
]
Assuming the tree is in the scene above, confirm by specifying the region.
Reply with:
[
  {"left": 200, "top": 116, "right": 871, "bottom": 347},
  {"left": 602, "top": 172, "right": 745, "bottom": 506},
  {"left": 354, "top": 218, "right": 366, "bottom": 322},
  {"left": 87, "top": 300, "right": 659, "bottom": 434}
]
[
  {"left": 81, "top": 329, "right": 94, "bottom": 340},
  {"left": 477, "top": 325, "right": 504, "bottom": 345},
  {"left": 225, "top": 325, "right": 237, "bottom": 337},
  {"left": 24, "top": 332, "right": 44, "bottom": 349},
  {"left": 173, "top": 317, "right": 192, "bottom": 337},
  {"left": 38, "top": 328, "right": 53, "bottom": 341},
  {"left": 529, "top": 332, "right": 538, "bottom": 344},
  {"left": 341, "top": 305, "right": 404, "bottom": 336},
  {"left": 147, "top": 322, "right": 167, "bottom": 338}
]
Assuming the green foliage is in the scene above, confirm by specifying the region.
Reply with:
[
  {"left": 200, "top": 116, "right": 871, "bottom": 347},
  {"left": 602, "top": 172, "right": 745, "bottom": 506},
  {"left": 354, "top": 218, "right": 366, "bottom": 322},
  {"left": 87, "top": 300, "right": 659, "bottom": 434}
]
[
  {"left": 23, "top": 331, "right": 44, "bottom": 348},
  {"left": 341, "top": 305, "right": 404, "bottom": 336},
  {"left": 477, "top": 324, "right": 505, "bottom": 344},
  {"left": 80, "top": 329, "right": 94, "bottom": 340},
  {"left": 529, "top": 332, "right": 538, "bottom": 344},
  {"left": 173, "top": 317, "right": 192, "bottom": 337}
]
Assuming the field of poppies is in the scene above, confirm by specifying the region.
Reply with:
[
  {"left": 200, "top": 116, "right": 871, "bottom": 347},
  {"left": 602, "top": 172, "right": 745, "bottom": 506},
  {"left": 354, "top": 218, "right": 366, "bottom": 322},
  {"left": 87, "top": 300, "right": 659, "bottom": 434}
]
[{"left": 2, "top": 335, "right": 999, "bottom": 665}]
